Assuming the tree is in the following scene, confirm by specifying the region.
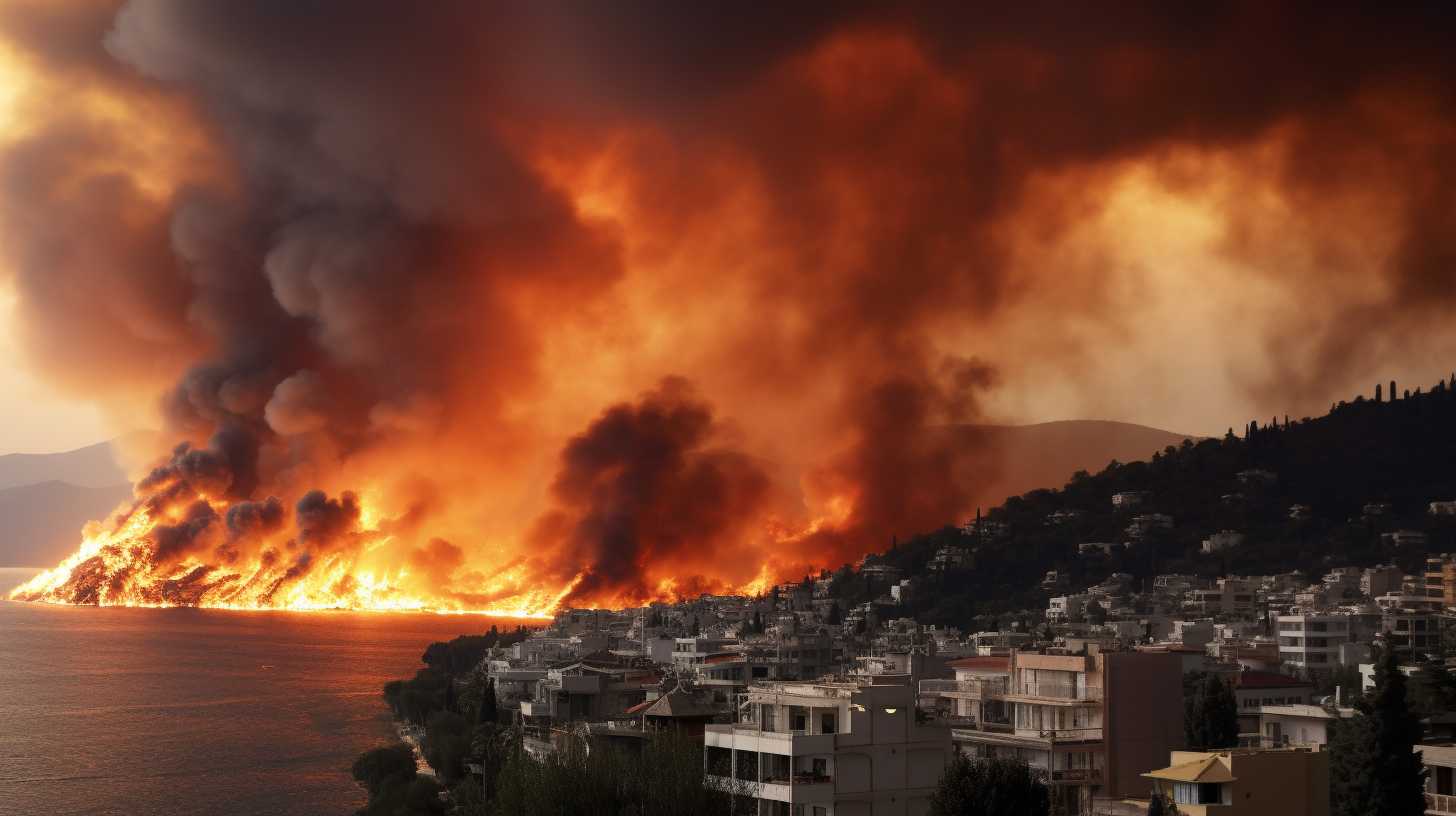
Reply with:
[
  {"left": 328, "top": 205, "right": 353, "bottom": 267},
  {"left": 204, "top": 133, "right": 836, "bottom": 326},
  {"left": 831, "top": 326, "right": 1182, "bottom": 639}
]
[
  {"left": 1147, "top": 789, "right": 1179, "bottom": 816},
  {"left": 351, "top": 744, "right": 416, "bottom": 800},
  {"left": 929, "top": 755, "right": 1050, "bottom": 816},
  {"left": 476, "top": 678, "right": 498, "bottom": 728},
  {"left": 1331, "top": 649, "right": 1426, "bottom": 816},
  {"left": 1408, "top": 657, "right": 1456, "bottom": 718},
  {"left": 1184, "top": 674, "right": 1238, "bottom": 749}
]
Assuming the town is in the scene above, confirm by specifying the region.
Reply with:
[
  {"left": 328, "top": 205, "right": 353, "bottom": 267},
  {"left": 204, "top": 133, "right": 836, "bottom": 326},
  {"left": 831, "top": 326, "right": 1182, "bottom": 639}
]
[{"left": 358, "top": 381, "right": 1456, "bottom": 816}]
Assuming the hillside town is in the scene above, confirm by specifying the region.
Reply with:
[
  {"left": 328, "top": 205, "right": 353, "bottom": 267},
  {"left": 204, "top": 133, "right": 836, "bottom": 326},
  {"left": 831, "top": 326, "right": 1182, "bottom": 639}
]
[
  {"left": 359, "top": 382, "right": 1456, "bottom": 816},
  {"left": 463, "top": 527, "right": 1456, "bottom": 816}
]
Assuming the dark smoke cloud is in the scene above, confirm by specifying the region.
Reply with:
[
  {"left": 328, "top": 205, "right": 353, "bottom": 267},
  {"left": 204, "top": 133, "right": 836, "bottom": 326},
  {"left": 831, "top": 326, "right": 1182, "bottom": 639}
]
[{"left": 530, "top": 379, "right": 774, "bottom": 604}]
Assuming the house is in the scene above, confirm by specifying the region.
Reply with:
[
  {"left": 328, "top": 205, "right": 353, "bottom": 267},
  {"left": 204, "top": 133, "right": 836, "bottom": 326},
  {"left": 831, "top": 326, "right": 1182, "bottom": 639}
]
[
  {"left": 1142, "top": 747, "right": 1328, "bottom": 815},
  {"left": 1228, "top": 671, "right": 1315, "bottom": 736},
  {"left": 1382, "top": 529, "right": 1429, "bottom": 548},
  {"left": 1112, "top": 491, "right": 1149, "bottom": 509},
  {"left": 1253, "top": 703, "right": 1353, "bottom": 749},
  {"left": 1201, "top": 531, "right": 1245, "bottom": 554},
  {"left": 704, "top": 676, "right": 952, "bottom": 816},
  {"left": 1419, "top": 743, "right": 1456, "bottom": 816}
]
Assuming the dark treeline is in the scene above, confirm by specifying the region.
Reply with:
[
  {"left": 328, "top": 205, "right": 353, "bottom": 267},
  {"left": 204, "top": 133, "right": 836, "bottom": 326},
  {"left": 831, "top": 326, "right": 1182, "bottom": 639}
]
[
  {"left": 356, "top": 626, "right": 529, "bottom": 816},
  {"left": 823, "top": 375, "right": 1456, "bottom": 628}
]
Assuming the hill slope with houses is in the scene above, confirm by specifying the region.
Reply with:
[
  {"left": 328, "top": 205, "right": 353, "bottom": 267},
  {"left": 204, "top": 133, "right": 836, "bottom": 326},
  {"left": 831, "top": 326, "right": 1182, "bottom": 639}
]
[{"left": 828, "top": 375, "right": 1456, "bottom": 628}]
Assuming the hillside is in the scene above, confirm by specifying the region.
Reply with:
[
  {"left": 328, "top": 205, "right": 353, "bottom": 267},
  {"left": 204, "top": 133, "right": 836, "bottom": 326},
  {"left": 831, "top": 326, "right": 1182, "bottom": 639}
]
[
  {"left": 0, "top": 480, "right": 134, "bottom": 566},
  {"left": 0, "top": 440, "right": 128, "bottom": 491},
  {"left": 952, "top": 420, "right": 1200, "bottom": 510},
  {"left": 832, "top": 376, "right": 1456, "bottom": 628}
]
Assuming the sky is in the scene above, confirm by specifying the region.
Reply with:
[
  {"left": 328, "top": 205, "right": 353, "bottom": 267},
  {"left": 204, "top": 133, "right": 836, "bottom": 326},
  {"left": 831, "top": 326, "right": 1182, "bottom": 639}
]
[{"left": 3, "top": 2, "right": 1456, "bottom": 610}]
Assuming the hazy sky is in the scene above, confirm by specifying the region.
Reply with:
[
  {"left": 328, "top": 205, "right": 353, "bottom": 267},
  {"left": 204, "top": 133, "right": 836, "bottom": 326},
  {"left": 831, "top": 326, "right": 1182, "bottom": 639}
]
[{"left": 0, "top": 291, "right": 110, "bottom": 452}]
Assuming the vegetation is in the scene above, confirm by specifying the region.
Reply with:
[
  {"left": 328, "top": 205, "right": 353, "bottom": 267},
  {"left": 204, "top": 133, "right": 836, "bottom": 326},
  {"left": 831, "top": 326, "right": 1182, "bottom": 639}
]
[
  {"left": 1330, "top": 649, "right": 1427, "bottom": 816},
  {"left": 1183, "top": 673, "right": 1238, "bottom": 750},
  {"left": 488, "top": 731, "right": 736, "bottom": 816},
  {"left": 1146, "top": 789, "right": 1179, "bottom": 816},
  {"left": 826, "top": 376, "right": 1456, "bottom": 628},
  {"left": 351, "top": 743, "right": 445, "bottom": 816},
  {"left": 929, "top": 755, "right": 1050, "bottom": 816}
]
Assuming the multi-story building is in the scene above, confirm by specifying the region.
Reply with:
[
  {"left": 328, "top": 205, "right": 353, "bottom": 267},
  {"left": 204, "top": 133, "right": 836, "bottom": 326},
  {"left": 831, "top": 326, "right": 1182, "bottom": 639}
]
[
  {"left": 1383, "top": 529, "right": 1429, "bottom": 548},
  {"left": 704, "top": 676, "right": 952, "bottom": 816},
  {"left": 1362, "top": 564, "right": 1405, "bottom": 599},
  {"left": 1142, "top": 747, "right": 1329, "bottom": 815},
  {"left": 1420, "top": 743, "right": 1456, "bottom": 816},
  {"left": 921, "top": 651, "right": 1183, "bottom": 815},
  {"left": 1427, "top": 554, "right": 1456, "bottom": 608},
  {"left": 1048, "top": 594, "right": 1089, "bottom": 622},
  {"left": 1275, "top": 614, "right": 1352, "bottom": 676},
  {"left": 1382, "top": 609, "right": 1440, "bottom": 658}
]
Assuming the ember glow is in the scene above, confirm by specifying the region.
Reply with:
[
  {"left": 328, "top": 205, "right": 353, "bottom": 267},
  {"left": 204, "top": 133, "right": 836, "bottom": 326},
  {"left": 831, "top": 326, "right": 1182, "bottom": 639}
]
[{"left": 5, "top": 3, "right": 1456, "bottom": 613}]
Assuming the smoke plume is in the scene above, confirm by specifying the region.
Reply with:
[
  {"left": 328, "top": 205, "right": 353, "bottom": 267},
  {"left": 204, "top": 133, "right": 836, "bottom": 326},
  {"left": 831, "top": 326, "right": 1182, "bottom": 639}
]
[{"left": 3, "top": 2, "right": 1456, "bottom": 610}]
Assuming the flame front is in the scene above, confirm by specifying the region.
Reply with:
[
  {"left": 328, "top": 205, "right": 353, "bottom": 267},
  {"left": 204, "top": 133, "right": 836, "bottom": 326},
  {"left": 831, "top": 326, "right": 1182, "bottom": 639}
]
[{"left": 8, "top": 496, "right": 561, "bottom": 618}]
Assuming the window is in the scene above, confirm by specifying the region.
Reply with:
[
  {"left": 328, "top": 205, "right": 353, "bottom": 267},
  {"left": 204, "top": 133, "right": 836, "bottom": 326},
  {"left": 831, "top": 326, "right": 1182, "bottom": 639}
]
[
  {"left": 1199, "top": 783, "right": 1223, "bottom": 804},
  {"left": 820, "top": 712, "right": 837, "bottom": 735}
]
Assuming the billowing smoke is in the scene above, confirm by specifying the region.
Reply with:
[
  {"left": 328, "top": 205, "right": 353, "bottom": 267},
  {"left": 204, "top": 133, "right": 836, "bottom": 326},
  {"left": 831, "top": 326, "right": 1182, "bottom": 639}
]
[{"left": 3, "top": 2, "right": 1456, "bottom": 610}]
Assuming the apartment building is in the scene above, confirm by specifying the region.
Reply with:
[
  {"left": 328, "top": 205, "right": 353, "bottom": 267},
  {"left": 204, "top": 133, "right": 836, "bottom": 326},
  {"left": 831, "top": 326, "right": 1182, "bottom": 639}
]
[
  {"left": 1382, "top": 609, "right": 1440, "bottom": 658},
  {"left": 704, "top": 676, "right": 952, "bottom": 816},
  {"left": 1275, "top": 614, "right": 1353, "bottom": 676},
  {"left": 920, "top": 651, "right": 1183, "bottom": 815},
  {"left": 1428, "top": 554, "right": 1456, "bottom": 608}
]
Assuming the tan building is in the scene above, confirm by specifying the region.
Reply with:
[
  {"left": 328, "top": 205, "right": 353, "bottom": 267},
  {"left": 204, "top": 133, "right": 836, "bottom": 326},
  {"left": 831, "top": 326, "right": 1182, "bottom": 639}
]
[
  {"left": 919, "top": 651, "right": 1184, "bottom": 815},
  {"left": 1143, "top": 748, "right": 1329, "bottom": 815},
  {"left": 705, "top": 676, "right": 952, "bottom": 816},
  {"left": 1427, "top": 555, "right": 1456, "bottom": 609},
  {"left": 1421, "top": 743, "right": 1456, "bottom": 816}
]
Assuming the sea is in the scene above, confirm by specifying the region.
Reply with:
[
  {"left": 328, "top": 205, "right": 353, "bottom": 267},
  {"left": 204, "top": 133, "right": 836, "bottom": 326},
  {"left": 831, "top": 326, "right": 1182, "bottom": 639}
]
[{"left": 0, "top": 568, "right": 532, "bottom": 816}]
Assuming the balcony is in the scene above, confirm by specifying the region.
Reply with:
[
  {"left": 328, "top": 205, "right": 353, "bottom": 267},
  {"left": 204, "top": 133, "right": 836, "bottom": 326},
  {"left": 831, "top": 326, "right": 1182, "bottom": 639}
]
[
  {"left": 704, "top": 723, "right": 836, "bottom": 756},
  {"left": 705, "top": 774, "right": 834, "bottom": 804},
  {"left": 1428, "top": 792, "right": 1456, "bottom": 815},
  {"left": 1006, "top": 682, "right": 1103, "bottom": 703},
  {"left": 1049, "top": 767, "right": 1103, "bottom": 784},
  {"left": 920, "top": 677, "right": 1010, "bottom": 698}
]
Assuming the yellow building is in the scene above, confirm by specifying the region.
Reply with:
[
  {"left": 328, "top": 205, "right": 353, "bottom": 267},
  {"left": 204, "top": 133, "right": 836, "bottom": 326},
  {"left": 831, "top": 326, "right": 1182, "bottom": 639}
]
[{"left": 1142, "top": 748, "right": 1329, "bottom": 815}]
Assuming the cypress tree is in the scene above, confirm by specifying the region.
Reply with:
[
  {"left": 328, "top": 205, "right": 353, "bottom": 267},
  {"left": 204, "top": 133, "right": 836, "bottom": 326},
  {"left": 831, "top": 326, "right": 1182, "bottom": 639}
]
[
  {"left": 1331, "top": 649, "right": 1426, "bottom": 816},
  {"left": 1185, "top": 674, "right": 1238, "bottom": 749}
]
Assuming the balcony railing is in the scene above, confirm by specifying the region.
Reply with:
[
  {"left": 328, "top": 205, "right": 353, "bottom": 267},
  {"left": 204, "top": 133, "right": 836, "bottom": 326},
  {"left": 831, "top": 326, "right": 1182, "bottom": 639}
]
[
  {"left": 1011, "top": 682, "right": 1103, "bottom": 701},
  {"left": 1428, "top": 792, "right": 1456, "bottom": 815},
  {"left": 920, "top": 678, "right": 1010, "bottom": 697},
  {"left": 1049, "top": 768, "right": 1103, "bottom": 783}
]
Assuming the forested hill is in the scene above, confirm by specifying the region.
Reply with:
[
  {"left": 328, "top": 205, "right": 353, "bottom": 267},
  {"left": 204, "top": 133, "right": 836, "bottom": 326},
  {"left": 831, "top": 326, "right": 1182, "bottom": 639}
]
[{"left": 832, "top": 375, "right": 1456, "bottom": 627}]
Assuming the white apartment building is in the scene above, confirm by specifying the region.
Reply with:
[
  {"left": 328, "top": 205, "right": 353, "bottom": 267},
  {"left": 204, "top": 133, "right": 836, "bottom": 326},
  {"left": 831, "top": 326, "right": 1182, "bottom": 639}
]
[
  {"left": 1048, "top": 594, "right": 1089, "bottom": 622},
  {"left": 1276, "top": 614, "right": 1352, "bottom": 675},
  {"left": 704, "top": 677, "right": 951, "bottom": 816}
]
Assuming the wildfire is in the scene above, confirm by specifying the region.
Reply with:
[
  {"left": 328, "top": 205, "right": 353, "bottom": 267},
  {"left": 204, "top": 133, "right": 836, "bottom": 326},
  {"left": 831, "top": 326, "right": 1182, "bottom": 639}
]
[{"left": 7, "top": 496, "right": 558, "bottom": 618}]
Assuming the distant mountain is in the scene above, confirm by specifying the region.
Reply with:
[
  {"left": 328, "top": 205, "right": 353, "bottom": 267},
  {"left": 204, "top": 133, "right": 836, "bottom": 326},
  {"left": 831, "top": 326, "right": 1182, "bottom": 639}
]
[
  {"left": 0, "top": 480, "right": 134, "bottom": 567},
  {"left": 959, "top": 420, "right": 1200, "bottom": 510},
  {"left": 0, "top": 440, "right": 128, "bottom": 491}
]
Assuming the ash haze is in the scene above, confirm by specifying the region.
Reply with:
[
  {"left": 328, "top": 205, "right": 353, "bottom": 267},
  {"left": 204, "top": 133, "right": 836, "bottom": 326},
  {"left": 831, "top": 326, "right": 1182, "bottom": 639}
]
[{"left": 2, "top": 1, "right": 1455, "bottom": 611}]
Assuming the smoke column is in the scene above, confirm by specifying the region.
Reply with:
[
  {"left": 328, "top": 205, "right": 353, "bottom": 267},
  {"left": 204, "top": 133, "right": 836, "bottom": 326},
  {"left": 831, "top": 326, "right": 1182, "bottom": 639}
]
[{"left": 2, "top": 2, "right": 1455, "bottom": 611}]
